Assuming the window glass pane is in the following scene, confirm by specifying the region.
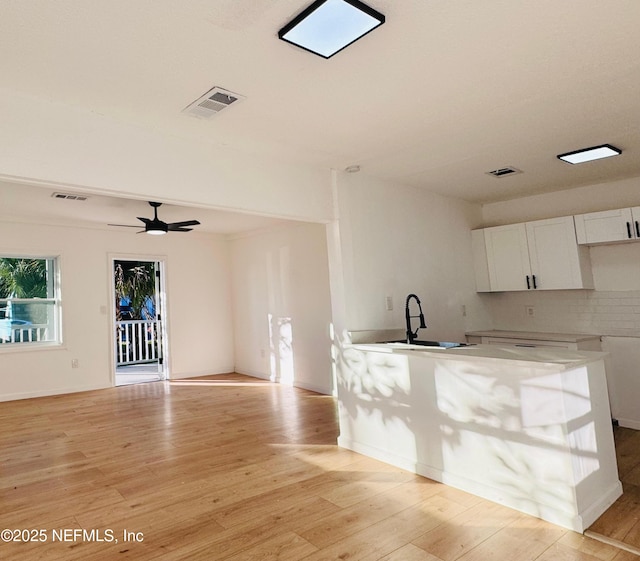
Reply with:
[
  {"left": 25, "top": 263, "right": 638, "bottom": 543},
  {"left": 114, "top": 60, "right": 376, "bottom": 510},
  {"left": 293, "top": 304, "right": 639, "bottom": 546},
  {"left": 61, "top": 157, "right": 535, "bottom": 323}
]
[
  {"left": 0, "top": 257, "right": 60, "bottom": 346},
  {"left": 0, "top": 258, "right": 50, "bottom": 298}
]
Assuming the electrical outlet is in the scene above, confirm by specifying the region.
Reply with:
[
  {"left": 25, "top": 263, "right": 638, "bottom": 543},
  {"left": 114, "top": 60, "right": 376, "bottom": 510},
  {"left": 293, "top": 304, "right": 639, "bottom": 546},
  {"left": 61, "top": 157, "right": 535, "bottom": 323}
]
[
  {"left": 525, "top": 305, "right": 535, "bottom": 318},
  {"left": 71, "top": 358, "right": 79, "bottom": 368},
  {"left": 385, "top": 296, "right": 393, "bottom": 311},
  {"left": 461, "top": 304, "right": 467, "bottom": 317}
]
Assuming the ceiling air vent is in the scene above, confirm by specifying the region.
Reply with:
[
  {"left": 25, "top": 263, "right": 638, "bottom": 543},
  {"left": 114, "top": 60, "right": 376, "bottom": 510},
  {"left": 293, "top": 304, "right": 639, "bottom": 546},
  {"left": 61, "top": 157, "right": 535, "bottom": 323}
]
[
  {"left": 182, "top": 86, "right": 245, "bottom": 119},
  {"left": 486, "top": 167, "right": 522, "bottom": 178},
  {"left": 51, "top": 192, "right": 88, "bottom": 201}
]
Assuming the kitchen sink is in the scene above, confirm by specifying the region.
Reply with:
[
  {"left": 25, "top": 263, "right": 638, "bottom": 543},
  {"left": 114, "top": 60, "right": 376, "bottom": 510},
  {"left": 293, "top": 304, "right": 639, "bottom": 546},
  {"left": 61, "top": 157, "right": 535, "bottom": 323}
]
[
  {"left": 383, "top": 340, "right": 470, "bottom": 349},
  {"left": 413, "top": 340, "right": 469, "bottom": 348}
]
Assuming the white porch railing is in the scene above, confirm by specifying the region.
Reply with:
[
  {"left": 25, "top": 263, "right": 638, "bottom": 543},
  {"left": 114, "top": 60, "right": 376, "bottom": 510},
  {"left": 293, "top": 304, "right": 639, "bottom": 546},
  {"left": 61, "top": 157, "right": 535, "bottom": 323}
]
[
  {"left": 0, "top": 324, "right": 49, "bottom": 343},
  {"left": 116, "top": 319, "right": 162, "bottom": 366}
]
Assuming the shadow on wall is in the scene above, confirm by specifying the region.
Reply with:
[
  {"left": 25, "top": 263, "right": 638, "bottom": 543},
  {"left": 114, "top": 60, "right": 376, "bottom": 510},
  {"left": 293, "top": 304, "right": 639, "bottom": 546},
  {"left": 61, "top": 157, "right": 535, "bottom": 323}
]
[{"left": 333, "top": 333, "right": 611, "bottom": 528}]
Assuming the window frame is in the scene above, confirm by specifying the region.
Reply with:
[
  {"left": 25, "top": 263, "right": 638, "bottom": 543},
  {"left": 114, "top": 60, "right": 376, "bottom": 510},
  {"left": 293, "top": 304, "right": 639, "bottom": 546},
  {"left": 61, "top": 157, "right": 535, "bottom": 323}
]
[{"left": 0, "top": 255, "right": 62, "bottom": 349}]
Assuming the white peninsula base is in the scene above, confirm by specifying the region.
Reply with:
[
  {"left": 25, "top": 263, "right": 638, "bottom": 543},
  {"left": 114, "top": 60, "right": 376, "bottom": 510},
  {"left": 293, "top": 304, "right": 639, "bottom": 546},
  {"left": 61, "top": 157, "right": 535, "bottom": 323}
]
[{"left": 337, "top": 343, "right": 622, "bottom": 533}]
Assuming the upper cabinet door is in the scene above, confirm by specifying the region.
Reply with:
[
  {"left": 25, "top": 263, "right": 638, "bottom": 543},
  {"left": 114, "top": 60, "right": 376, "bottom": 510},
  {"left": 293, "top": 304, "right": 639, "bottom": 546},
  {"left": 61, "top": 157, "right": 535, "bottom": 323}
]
[
  {"left": 631, "top": 207, "right": 640, "bottom": 239},
  {"left": 484, "top": 223, "right": 531, "bottom": 291},
  {"left": 526, "top": 216, "right": 593, "bottom": 290},
  {"left": 574, "top": 208, "right": 635, "bottom": 244},
  {"left": 471, "top": 229, "right": 491, "bottom": 292}
]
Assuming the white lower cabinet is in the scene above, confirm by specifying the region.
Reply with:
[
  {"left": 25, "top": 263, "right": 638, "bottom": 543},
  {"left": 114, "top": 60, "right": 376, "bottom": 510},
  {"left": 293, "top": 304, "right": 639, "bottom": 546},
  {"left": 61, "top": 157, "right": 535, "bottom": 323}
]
[{"left": 474, "top": 216, "right": 593, "bottom": 292}]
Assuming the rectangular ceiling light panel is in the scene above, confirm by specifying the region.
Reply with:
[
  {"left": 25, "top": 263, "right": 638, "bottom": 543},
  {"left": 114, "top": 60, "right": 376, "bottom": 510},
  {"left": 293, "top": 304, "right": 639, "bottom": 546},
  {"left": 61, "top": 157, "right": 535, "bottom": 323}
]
[
  {"left": 557, "top": 144, "right": 621, "bottom": 164},
  {"left": 279, "top": 0, "right": 385, "bottom": 59}
]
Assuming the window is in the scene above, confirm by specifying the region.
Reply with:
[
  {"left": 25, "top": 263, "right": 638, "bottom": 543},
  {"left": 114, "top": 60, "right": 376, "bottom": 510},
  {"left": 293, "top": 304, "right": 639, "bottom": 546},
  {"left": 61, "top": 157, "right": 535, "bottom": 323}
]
[{"left": 0, "top": 257, "right": 60, "bottom": 346}]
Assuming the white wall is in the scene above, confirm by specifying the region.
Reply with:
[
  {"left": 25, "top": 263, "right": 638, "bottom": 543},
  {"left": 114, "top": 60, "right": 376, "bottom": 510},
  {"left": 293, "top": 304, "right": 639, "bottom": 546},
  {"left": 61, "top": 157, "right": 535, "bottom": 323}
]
[
  {"left": 0, "top": 218, "right": 234, "bottom": 401},
  {"left": 230, "top": 222, "right": 333, "bottom": 395},
  {"left": 482, "top": 176, "right": 640, "bottom": 226},
  {"left": 162, "top": 233, "right": 234, "bottom": 379},
  {"left": 334, "top": 172, "right": 490, "bottom": 342},
  {"left": 0, "top": 88, "right": 333, "bottom": 223}
]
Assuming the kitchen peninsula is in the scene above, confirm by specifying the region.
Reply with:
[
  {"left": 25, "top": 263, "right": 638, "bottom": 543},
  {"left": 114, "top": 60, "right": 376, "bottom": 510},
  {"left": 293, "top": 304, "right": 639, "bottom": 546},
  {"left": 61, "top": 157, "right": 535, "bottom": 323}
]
[{"left": 337, "top": 342, "right": 621, "bottom": 532}]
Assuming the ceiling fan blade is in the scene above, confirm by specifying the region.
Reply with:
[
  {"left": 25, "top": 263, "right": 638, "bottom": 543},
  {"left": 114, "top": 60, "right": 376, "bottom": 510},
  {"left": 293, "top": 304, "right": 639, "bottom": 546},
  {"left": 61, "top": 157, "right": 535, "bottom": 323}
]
[
  {"left": 167, "top": 226, "right": 194, "bottom": 232},
  {"left": 110, "top": 206, "right": 198, "bottom": 234},
  {"left": 168, "top": 220, "right": 200, "bottom": 228}
]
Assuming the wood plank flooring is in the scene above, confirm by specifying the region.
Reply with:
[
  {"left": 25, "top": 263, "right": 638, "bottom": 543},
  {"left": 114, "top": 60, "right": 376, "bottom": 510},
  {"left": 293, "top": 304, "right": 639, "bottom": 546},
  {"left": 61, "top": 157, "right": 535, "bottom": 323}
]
[
  {"left": 0, "top": 373, "right": 636, "bottom": 560},
  {"left": 588, "top": 426, "right": 640, "bottom": 553}
]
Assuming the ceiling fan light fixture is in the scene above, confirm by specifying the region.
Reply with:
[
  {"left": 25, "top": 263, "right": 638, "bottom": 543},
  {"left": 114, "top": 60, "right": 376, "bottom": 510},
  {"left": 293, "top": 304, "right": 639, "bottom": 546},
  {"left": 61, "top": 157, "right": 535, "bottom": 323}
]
[
  {"left": 146, "top": 226, "right": 168, "bottom": 235},
  {"left": 109, "top": 201, "right": 200, "bottom": 234},
  {"left": 557, "top": 144, "right": 622, "bottom": 164},
  {"left": 278, "top": 0, "right": 385, "bottom": 59}
]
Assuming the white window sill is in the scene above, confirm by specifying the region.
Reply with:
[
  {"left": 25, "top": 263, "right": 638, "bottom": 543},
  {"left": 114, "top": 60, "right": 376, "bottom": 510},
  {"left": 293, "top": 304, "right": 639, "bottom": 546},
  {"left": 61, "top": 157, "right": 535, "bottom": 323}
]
[{"left": 0, "top": 342, "right": 65, "bottom": 354}]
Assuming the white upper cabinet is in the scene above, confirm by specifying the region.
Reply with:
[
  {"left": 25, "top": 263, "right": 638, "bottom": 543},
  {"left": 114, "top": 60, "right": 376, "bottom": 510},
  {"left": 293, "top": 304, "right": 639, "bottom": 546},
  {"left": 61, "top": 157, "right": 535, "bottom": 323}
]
[
  {"left": 526, "top": 216, "right": 593, "bottom": 290},
  {"left": 474, "top": 216, "right": 593, "bottom": 292},
  {"left": 574, "top": 207, "right": 640, "bottom": 245},
  {"left": 484, "top": 223, "right": 531, "bottom": 291},
  {"left": 471, "top": 229, "right": 492, "bottom": 292}
]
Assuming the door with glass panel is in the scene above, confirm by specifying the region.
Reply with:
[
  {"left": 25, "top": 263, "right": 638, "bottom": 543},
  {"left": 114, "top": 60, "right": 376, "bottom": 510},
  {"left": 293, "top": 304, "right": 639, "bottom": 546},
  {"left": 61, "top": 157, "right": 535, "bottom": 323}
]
[{"left": 113, "top": 259, "right": 166, "bottom": 385}]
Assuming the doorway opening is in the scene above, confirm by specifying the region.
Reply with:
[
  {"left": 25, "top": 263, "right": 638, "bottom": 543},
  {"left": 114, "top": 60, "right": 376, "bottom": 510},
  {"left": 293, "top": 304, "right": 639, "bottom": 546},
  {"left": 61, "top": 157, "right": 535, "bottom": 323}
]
[{"left": 112, "top": 259, "right": 167, "bottom": 386}]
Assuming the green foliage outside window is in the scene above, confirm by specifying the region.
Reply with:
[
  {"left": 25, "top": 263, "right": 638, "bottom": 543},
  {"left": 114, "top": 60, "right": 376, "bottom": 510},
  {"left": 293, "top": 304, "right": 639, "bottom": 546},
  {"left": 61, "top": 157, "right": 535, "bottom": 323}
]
[
  {"left": 0, "top": 258, "right": 47, "bottom": 299},
  {"left": 0, "top": 258, "right": 55, "bottom": 339}
]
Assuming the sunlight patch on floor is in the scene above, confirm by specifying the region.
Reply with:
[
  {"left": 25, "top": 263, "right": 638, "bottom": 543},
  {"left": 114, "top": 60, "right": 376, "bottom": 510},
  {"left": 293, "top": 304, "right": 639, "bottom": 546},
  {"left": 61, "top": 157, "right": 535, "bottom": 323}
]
[{"left": 169, "top": 379, "right": 273, "bottom": 387}]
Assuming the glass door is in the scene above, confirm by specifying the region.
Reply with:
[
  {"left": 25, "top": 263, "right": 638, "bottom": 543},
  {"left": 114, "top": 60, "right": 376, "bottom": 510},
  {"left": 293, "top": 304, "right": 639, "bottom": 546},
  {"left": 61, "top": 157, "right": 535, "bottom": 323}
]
[{"left": 113, "top": 259, "right": 167, "bottom": 386}]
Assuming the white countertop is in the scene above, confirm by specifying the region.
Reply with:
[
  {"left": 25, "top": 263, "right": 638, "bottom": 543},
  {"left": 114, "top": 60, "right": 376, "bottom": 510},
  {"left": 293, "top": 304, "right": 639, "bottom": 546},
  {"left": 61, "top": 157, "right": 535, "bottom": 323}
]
[
  {"left": 465, "top": 330, "right": 601, "bottom": 342},
  {"left": 349, "top": 342, "right": 607, "bottom": 371}
]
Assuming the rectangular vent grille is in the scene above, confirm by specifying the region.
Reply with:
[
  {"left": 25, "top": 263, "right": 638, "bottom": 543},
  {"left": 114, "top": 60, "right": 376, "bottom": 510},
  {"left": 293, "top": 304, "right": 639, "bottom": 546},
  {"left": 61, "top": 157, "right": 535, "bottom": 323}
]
[
  {"left": 51, "top": 192, "right": 88, "bottom": 201},
  {"left": 183, "top": 87, "right": 245, "bottom": 119},
  {"left": 486, "top": 167, "right": 523, "bottom": 178}
]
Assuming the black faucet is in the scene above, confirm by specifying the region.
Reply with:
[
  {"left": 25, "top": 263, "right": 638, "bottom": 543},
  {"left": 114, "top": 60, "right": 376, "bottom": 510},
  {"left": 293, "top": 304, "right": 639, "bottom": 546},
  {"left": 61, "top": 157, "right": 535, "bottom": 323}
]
[{"left": 405, "top": 293, "right": 427, "bottom": 344}]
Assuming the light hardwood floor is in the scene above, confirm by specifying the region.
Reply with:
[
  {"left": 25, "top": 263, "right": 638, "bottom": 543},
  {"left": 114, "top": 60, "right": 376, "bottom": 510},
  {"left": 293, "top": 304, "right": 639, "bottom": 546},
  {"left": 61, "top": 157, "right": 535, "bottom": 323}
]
[
  {"left": 0, "top": 373, "right": 636, "bottom": 560},
  {"left": 588, "top": 427, "right": 640, "bottom": 552}
]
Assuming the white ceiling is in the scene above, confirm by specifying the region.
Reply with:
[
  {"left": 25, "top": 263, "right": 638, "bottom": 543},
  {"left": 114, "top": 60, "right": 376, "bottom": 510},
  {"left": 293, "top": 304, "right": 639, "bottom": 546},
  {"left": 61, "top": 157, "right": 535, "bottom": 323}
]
[
  {"left": 0, "top": 181, "right": 289, "bottom": 235},
  {"left": 1, "top": 0, "right": 640, "bottom": 228}
]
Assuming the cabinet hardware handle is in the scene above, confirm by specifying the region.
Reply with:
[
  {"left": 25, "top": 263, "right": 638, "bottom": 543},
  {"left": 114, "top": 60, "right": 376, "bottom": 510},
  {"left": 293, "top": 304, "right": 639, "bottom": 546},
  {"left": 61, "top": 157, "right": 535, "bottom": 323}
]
[
  {"left": 526, "top": 275, "right": 531, "bottom": 289},
  {"left": 636, "top": 221, "right": 640, "bottom": 238},
  {"left": 515, "top": 344, "right": 536, "bottom": 347},
  {"left": 532, "top": 274, "right": 537, "bottom": 289},
  {"left": 627, "top": 221, "right": 633, "bottom": 239}
]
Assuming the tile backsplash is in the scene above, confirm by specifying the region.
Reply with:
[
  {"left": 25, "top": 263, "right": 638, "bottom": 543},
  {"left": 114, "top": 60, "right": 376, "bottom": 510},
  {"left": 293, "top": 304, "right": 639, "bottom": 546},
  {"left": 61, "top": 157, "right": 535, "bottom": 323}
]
[{"left": 483, "top": 289, "right": 640, "bottom": 337}]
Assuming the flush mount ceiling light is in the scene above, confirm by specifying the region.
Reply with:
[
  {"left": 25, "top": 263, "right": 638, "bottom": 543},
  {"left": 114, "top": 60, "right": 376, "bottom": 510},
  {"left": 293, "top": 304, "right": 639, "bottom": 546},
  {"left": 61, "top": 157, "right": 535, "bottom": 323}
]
[
  {"left": 557, "top": 144, "right": 622, "bottom": 165},
  {"left": 278, "top": 0, "right": 385, "bottom": 59}
]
